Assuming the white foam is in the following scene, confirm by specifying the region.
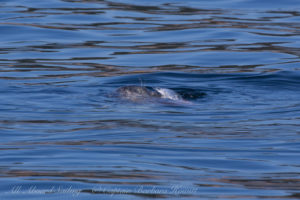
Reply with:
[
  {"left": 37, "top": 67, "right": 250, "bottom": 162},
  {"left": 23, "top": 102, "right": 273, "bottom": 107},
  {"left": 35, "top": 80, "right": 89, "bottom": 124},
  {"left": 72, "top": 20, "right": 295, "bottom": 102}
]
[{"left": 154, "top": 88, "right": 182, "bottom": 101}]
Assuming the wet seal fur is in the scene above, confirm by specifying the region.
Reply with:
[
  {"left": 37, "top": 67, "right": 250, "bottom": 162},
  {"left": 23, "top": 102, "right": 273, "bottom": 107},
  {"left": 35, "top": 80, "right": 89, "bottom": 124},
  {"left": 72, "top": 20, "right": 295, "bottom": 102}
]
[
  {"left": 116, "top": 86, "right": 161, "bottom": 101},
  {"left": 116, "top": 85, "right": 192, "bottom": 105}
]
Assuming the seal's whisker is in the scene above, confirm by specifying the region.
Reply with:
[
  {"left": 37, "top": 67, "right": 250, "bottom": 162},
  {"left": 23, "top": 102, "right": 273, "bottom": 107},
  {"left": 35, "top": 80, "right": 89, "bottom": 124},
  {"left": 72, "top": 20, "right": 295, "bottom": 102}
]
[{"left": 139, "top": 78, "right": 144, "bottom": 87}]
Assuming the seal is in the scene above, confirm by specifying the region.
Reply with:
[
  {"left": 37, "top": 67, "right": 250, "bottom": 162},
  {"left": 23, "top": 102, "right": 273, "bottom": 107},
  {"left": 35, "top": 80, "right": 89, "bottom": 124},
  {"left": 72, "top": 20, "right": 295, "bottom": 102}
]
[
  {"left": 116, "top": 85, "right": 161, "bottom": 101},
  {"left": 116, "top": 85, "right": 192, "bottom": 105}
]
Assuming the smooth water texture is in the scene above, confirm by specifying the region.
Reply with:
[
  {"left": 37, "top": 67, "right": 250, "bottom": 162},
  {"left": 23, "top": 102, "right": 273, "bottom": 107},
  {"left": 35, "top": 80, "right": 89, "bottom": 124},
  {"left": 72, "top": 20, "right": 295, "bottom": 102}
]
[{"left": 1, "top": 0, "right": 300, "bottom": 199}]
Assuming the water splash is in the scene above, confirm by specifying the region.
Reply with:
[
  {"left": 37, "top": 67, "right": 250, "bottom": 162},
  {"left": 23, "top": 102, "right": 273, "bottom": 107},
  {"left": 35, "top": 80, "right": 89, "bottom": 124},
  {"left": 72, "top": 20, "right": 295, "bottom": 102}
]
[{"left": 154, "top": 87, "right": 183, "bottom": 101}]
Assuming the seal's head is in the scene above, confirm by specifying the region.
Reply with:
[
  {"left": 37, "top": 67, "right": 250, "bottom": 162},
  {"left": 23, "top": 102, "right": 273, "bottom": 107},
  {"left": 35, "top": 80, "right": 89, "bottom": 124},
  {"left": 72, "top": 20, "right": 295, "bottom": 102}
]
[
  {"left": 116, "top": 85, "right": 161, "bottom": 102},
  {"left": 115, "top": 85, "right": 193, "bottom": 106}
]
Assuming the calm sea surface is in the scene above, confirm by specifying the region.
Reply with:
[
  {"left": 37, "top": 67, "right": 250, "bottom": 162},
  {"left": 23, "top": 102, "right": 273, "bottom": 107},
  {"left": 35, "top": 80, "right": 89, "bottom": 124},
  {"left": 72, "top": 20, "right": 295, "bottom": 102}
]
[{"left": 1, "top": 0, "right": 300, "bottom": 199}]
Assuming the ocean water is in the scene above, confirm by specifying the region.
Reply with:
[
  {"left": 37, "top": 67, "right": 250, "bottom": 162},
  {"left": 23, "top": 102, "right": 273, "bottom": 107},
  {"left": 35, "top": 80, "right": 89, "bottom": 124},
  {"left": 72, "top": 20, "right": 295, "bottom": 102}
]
[{"left": 0, "top": 0, "right": 300, "bottom": 199}]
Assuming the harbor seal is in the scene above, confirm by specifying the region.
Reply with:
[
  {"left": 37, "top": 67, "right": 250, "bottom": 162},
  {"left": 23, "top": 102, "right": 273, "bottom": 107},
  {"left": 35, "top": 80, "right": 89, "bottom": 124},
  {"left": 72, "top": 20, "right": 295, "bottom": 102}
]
[{"left": 116, "top": 85, "right": 192, "bottom": 105}]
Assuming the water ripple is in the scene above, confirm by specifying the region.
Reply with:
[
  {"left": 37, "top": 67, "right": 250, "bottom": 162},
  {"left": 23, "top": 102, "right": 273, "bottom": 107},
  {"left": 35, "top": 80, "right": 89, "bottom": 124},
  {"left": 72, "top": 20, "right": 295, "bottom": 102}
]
[{"left": 1, "top": 0, "right": 300, "bottom": 199}]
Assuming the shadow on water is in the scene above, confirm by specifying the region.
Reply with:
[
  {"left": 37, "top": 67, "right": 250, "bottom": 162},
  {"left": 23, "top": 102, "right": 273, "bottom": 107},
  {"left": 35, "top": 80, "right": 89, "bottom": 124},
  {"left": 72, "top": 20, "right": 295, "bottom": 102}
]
[{"left": 1, "top": 0, "right": 300, "bottom": 199}]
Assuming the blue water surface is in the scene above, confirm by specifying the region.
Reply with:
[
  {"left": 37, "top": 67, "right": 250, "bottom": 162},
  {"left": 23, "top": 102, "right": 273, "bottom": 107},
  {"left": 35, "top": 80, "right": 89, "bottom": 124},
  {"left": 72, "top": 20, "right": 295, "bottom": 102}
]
[{"left": 0, "top": 0, "right": 300, "bottom": 199}]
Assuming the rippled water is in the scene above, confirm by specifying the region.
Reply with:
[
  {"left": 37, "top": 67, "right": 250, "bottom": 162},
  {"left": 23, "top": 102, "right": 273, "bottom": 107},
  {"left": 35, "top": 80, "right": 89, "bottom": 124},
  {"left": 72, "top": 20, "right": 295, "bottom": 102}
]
[{"left": 1, "top": 0, "right": 300, "bottom": 199}]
